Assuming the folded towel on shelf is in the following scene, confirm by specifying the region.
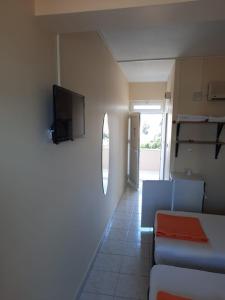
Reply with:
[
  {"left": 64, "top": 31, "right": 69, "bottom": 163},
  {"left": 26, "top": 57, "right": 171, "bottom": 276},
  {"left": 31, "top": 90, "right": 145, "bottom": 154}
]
[
  {"left": 156, "top": 213, "right": 208, "bottom": 243},
  {"left": 177, "top": 115, "right": 208, "bottom": 122},
  {"left": 157, "top": 291, "right": 191, "bottom": 300}
]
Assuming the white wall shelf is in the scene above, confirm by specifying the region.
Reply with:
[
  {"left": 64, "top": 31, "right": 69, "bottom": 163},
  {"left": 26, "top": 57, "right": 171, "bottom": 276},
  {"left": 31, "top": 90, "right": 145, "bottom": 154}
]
[{"left": 174, "top": 121, "right": 225, "bottom": 159}]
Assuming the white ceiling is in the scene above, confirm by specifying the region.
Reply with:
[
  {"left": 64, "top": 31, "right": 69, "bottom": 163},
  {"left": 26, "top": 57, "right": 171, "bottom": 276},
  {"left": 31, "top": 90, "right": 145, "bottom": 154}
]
[
  {"left": 35, "top": 0, "right": 196, "bottom": 15},
  {"left": 37, "top": 0, "right": 225, "bottom": 33},
  {"left": 101, "top": 20, "right": 225, "bottom": 62},
  {"left": 119, "top": 60, "right": 174, "bottom": 82},
  {"left": 102, "top": 19, "right": 225, "bottom": 82},
  {"left": 36, "top": 0, "right": 225, "bottom": 82}
]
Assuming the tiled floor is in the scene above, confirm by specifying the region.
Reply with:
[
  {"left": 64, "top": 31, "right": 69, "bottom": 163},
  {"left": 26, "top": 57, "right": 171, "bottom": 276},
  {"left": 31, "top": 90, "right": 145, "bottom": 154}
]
[
  {"left": 79, "top": 186, "right": 153, "bottom": 300},
  {"left": 139, "top": 170, "right": 159, "bottom": 181}
]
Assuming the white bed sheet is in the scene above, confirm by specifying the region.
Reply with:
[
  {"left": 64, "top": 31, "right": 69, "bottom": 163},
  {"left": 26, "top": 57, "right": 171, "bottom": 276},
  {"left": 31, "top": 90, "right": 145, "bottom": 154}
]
[
  {"left": 149, "top": 265, "right": 225, "bottom": 300},
  {"left": 154, "top": 210, "right": 225, "bottom": 273}
]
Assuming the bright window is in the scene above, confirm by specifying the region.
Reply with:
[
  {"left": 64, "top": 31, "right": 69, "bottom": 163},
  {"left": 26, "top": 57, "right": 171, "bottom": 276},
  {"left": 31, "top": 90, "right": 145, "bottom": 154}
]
[
  {"left": 131, "top": 100, "right": 164, "bottom": 113},
  {"left": 133, "top": 104, "right": 161, "bottom": 110}
]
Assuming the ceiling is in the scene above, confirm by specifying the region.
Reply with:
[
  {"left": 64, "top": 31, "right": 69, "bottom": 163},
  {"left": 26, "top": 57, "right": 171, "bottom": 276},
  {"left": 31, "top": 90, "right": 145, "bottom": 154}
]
[
  {"left": 36, "top": 0, "right": 225, "bottom": 82},
  {"left": 101, "top": 19, "right": 225, "bottom": 82},
  {"left": 37, "top": 0, "right": 225, "bottom": 33},
  {"left": 119, "top": 60, "right": 174, "bottom": 82},
  {"left": 101, "top": 20, "right": 225, "bottom": 62},
  {"left": 35, "top": 0, "right": 196, "bottom": 15}
]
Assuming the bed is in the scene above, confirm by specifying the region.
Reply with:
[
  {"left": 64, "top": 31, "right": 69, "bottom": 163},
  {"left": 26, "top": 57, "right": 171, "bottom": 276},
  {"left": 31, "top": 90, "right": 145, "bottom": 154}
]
[
  {"left": 154, "top": 210, "right": 225, "bottom": 273},
  {"left": 149, "top": 265, "right": 225, "bottom": 300}
]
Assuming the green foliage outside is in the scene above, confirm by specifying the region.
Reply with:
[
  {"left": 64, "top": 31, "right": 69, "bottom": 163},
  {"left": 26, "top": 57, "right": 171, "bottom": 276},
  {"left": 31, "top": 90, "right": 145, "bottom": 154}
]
[{"left": 141, "top": 134, "right": 161, "bottom": 149}]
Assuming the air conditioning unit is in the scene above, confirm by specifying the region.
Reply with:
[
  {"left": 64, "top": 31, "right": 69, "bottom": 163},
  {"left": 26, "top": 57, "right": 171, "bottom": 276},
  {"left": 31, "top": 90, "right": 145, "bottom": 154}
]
[{"left": 208, "top": 81, "right": 225, "bottom": 101}]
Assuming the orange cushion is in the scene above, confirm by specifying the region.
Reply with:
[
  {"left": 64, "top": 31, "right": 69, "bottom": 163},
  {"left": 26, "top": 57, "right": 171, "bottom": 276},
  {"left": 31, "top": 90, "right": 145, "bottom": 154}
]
[
  {"left": 157, "top": 291, "right": 191, "bottom": 300},
  {"left": 156, "top": 213, "right": 208, "bottom": 242}
]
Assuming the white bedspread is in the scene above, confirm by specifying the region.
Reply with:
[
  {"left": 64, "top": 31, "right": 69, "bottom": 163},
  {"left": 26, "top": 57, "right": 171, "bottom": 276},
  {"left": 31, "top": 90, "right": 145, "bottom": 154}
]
[
  {"left": 154, "top": 210, "right": 225, "bottom": 273},
  {"left": 149, "top": 265, "right": 225, "bottom": 300}
]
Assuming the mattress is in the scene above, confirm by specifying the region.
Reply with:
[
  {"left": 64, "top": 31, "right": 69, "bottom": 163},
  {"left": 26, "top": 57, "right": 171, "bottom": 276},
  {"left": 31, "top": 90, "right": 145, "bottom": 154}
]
[
  {"left": 149, "top": 265, "right": 225, "bottom": 300},
  {"left": 154, "top": 210, "right": 225, "bottom": 273}
]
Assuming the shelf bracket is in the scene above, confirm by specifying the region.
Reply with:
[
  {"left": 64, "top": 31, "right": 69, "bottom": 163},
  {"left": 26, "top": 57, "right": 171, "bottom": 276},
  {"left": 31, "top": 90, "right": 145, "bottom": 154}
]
[
  {"left": 175, "top": 141, "right": 179, "bottom": 157},
  {"left": 175, "top": 123, "right": 181, "bottom": 157},
  {"left": 215, "top": 123, "right": 224, "bottom": 159},
  {"left": 215, "top": 143, "right": 222, "bottom": 159},
  {"left": 216, "top": 123, "right": 224, "bottom": 140},
  {"left": 174, "top": 121, "right": 224, "bottom": 159}
]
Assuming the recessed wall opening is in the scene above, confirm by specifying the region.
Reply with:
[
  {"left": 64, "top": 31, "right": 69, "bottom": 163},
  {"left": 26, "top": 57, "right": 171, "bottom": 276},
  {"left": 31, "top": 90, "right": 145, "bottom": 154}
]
[
  {"left": 125, "top": 59, "right": 175, "bottom": 189},
  {"left": 128, "top": 100, "right": 165, "bottom": 185}
]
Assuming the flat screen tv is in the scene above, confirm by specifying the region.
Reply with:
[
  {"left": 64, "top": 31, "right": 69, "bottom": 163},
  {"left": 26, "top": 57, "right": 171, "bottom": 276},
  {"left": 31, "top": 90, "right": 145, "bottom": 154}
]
[{"left": 52, "top": 85, "right": 85, "bottom": 144}]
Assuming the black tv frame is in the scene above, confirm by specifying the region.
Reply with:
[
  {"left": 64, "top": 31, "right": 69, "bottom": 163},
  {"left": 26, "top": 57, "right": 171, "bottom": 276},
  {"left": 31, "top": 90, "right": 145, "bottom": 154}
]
[{"left": 52, "top": 85, "right": 85, "bottom": 144}]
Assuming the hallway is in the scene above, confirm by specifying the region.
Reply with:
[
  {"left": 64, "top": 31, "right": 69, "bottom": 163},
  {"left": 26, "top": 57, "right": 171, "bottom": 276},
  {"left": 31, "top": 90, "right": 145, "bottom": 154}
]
[{"left": 79, "top": 187, "right": 153, "bottom": 299}]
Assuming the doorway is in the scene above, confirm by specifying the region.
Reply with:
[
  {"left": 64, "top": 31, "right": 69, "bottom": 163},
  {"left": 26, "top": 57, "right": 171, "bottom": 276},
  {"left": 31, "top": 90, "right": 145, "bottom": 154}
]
[
  {"left": 139, "top": 113, "right": 163, "bottom": 181},
  {"left": 128, "top": 100, "right": 168, "bottom": 189}
]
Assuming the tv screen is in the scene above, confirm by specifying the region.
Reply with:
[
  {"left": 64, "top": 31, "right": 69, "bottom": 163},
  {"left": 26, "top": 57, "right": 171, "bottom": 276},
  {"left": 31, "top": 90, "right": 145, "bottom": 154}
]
[{"left": 52, "top": 85, "right": 85, "bottom": 144}]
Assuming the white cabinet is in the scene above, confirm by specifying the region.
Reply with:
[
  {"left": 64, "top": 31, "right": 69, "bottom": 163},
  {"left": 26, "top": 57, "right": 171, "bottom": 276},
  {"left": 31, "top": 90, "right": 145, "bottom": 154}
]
[
  {"left": 141, "top": 180, "right": 172, "bottom": 228},
  {"left": 171, "top": 172, "right": 205, "bottom": 213},
  {"left": 141, "top": 173, "right": 205, "bottom": 227}
]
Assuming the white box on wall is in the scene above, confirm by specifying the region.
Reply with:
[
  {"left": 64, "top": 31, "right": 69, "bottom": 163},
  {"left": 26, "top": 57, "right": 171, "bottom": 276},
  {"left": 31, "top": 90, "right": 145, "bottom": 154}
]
[{"left": 208, "top": 81, "right": 225, "bottom": 101}]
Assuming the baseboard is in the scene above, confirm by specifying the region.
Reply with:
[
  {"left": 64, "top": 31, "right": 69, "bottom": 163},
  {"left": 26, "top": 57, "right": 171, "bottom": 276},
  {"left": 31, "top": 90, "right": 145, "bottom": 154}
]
[
  {"left": 127, "top": 178, "right": 139, "bottom": 190},
  {"left": 73, "top": 190, "right": 125, "bottom": 300}
]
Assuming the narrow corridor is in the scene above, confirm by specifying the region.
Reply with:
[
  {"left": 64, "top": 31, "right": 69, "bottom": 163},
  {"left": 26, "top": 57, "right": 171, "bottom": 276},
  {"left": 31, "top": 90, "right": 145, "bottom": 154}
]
[{"left": 79, "top": 187, "right": 153, "bottom": 300}]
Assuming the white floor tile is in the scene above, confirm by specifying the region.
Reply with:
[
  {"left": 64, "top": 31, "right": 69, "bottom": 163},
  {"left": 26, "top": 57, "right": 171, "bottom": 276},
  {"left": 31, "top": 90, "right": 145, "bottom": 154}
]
[
  {"left": 106, "top": 228, "right": 128, "bottom": 241},
  {"left": 110, "top": 219, "right": 131, "bottom": 230},
  {"left": 117, "top": 202, "right": 134, "bottom": 209},
  {"left": 112, "top": 216, "right": 131, "bottom": 224},
  {"left": 79, "top": 292, "right": 113, "bottom": 300},
  {"left": 120, "top": 256, "right": 151, "bottom": 277},
  {"left": 80, "top": 187, "right": 152, "bottom": 300},
  {"left": 116, "top": 207, "right": 134, "bottom": 214},
  {"left": 124, "top": 242, "right": 149, "bottom": 258},
  {"left": 114, "top": 298, "right": 135, "bottom": 300},
  {"left": 93, "top": 253, "right": 123, "bottom": 273},
  {"left": 100, "top": 239, "right": 149, "bottom": 257},
  {"left": 131, "top": 213, "right": 142, "bottom": 221},
  {"left": 114, "top": 298, "right": 131, "bottom": 300},
  {"left": 115, "top": 274, "right": 149, "bottom": 300},
  {"left": 113, "top": 212, "right": 133, "bottom": 219},
  {"left": 129, "top": 223, "right": 142, "bottom": 231},
  {"left": 126, "top": 231, "right": 142, "bottom": 243},
  {"left": 126, "top": 230, "right": 153, "bottom": 244},
  {"left": 113, "top": 211, "right": 133, "bottom": 220},
  {"left": 100, "top": 240, "right": 127, "bottom": 256},
  {"left": 84, "top": 270, "right": 118, "bottom": 296}
]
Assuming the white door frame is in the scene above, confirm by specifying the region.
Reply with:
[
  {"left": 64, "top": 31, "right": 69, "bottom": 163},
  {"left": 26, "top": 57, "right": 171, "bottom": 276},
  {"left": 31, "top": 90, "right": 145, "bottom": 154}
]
[
  {"left": 128, "top": 112, "right": 140, "bottom": 190},
  {"left": 159, "top": 112, "right": 168, "bottom": 179}
]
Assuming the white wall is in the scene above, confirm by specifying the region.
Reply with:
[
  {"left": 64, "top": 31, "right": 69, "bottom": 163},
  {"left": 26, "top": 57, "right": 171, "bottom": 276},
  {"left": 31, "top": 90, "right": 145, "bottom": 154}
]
[
  {"left": 0, "top": 2, "right": 129, "bottom": 300},
  {"left": 164, "top": 64, "right": 176, "bottom": 179},
  {"left": 171, "top": 56, "right": 225, "bottom": 213},
  {"left": 0, "top": 1, "right": 56, "bottom": 299},
  {"left": 129, "top": 82, "right": 166, "bottom": 101},
  {"left": 140, "top": 149, "right": 161, "bottom": 171},
  {"left": 60, "top": 32, "right": 129, "bottom": 297}
]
